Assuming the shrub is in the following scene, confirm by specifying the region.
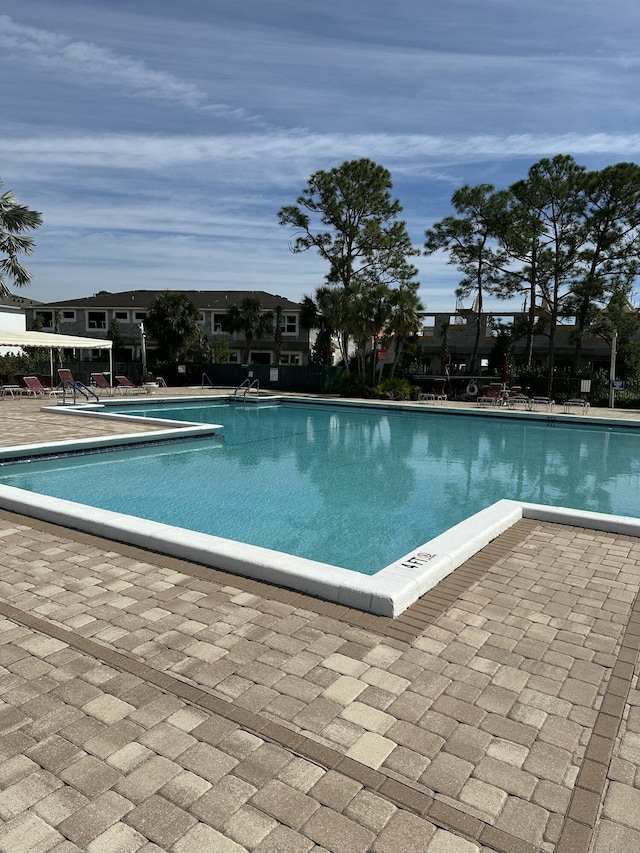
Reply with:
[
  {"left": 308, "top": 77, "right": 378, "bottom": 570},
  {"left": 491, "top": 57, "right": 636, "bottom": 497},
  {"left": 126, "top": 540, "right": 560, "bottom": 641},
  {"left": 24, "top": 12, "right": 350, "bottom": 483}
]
[
  {"left": 335, "top": 372, "right": 373, "bottom": 398},
  {"left": 373, "top": 377, "right": 415, "bottom": 400}
]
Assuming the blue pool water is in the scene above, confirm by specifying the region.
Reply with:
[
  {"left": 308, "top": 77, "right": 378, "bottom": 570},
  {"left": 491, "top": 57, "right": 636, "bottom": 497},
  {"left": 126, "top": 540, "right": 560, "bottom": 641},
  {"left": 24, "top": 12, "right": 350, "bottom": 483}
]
[{"left": 2, "top": 401, "right": 640, "bottom": 574}]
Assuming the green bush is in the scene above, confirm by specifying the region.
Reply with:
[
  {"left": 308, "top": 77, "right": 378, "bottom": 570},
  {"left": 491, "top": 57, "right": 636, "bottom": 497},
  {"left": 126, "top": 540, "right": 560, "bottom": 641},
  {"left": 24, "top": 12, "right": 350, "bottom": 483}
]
[
  {"left": 372, "top": 377, "right": 415, "bottom": 400},
  {"left": 0, "top": 352, "right": 50, "bottom": 381},
  {"left": 335, "top": 372, "right": 419, "bottom": 401},
  {"left": 334, "top": 372, "right": 373, "bottom": 398}
]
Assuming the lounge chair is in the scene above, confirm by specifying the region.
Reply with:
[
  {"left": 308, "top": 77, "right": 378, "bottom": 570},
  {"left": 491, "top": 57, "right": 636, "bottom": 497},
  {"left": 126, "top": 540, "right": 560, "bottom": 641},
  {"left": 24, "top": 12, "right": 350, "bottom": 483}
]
[
  {"left": 57, "top": 368, "right": 75, "bottom": 389},
  {"left": 23, "top": 376, "right": 64, "bottom": 397},
  {"left": 477, "top": 383, "right": 505, "bottom": 407},
  {"left": 115, "top": 375, "right": 145, "bottom": 395},
  {"left": 90, "top": 372, "right": 113, "bottom": 396},
  {"left": 506, "top": 393, "right": 532, "bottom": 411},
  {"left": 0, "top": 382, "right": 22, "bottom": 398},
  {"left": 419, "top": 378, "right": 447, "bottom": 402},
  {"left": 530, "top": 396, "right": 555, "bottom": 412},
  {"left": 57, "top": 368, "right": 99, "bottom": 402},
  {"left": 563, "top": 398, "right": 590, "bottom": 414}
]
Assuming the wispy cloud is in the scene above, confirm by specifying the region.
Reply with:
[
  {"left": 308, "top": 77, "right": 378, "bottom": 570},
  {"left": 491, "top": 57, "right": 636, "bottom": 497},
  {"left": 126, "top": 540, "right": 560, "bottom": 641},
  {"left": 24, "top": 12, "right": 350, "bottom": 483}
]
[
  {"left": 3, "top": 0, "right": 639, "bottom": 310},
  {"left": 3, "top": 131, "right": 640, "bottom": 176},
  {"left": 0, "top": 14, "right": 265, "bottom": 124}
]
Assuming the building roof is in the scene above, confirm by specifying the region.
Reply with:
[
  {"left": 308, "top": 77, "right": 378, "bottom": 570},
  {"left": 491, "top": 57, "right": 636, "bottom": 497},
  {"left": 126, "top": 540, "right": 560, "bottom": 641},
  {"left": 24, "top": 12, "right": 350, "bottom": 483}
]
[
  {"left": 0, "top": 293, "right": 42, "bottom": 309},
  {"left": 35, "top": 290, "right": 301, "bottom": 311}
]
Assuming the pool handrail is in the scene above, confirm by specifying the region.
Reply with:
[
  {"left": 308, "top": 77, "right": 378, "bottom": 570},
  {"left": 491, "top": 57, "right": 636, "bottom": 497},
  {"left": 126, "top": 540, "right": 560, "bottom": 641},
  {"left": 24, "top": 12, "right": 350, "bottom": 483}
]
[
  {"left": 234, "top": 378, "right": 259, "bottom": 399},
  {"left": 61, "top": 379, "right": 99, "bottom": 405}
]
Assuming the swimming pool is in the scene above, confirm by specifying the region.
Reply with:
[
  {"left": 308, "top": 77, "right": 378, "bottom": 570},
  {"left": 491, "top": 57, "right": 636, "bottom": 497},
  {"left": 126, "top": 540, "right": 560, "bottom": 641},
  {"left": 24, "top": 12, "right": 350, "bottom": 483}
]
[{"left": 2, "top": 397, "right": 640, "bottom": 614}]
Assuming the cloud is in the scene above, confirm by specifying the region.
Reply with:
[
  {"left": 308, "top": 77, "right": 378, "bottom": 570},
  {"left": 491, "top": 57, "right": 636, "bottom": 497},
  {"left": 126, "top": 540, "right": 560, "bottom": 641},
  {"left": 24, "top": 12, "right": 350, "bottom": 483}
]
[
  {"left": 0, "top": 14, "right": 264, "bottom": 123},
  {"left": 3, "top": 130, "right": 640, "bottom": 179}
]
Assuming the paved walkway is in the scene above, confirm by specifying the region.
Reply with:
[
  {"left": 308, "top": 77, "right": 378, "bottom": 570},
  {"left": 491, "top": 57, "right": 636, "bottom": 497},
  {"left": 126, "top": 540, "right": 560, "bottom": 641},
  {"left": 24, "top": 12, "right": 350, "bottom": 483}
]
[{"left": 0, "top": 390, "right": 639, "bottom": 851}]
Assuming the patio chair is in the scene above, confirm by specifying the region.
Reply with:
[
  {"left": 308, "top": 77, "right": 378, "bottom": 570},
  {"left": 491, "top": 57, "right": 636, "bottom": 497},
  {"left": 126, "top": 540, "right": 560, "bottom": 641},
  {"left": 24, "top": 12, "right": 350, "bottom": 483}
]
[
  {"left": 0, "top": 382, "right": 22, "bottom": 399},
  {"left": 530, "top": 396, "right": 555, "bottom": 412},
  {"left": 563, "top": 398, "right": 590, "bottom": 414},
  {"left": 57, "top": 368, "right": 75, "bottom": 390},
  {"left": 57, "top": 368, "right": 99, "bottom": 402},
  {"left": 477, "top": 383, "right": 504, "bottom": 407},
  {"left": 22, "top": 376, "right": 64, "bottom": 398},
  {"left": 115, "top": 375, "right": 145, "bottom": 395},
  {"left": 505, "top": 393, "right": 532, "bottom": 411},
  {"left": 90, "top": 372, "right": 113, "bottom": 396},
  {"left": 419, "top": 377, "right": 447, "bottom": 403}
]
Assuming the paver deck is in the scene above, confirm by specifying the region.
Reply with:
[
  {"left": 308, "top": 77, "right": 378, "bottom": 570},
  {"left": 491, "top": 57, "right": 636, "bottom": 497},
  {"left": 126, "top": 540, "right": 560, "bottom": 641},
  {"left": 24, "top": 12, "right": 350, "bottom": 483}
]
[{"left": 0, "top": 390, "right": 639, "bottom": 851}]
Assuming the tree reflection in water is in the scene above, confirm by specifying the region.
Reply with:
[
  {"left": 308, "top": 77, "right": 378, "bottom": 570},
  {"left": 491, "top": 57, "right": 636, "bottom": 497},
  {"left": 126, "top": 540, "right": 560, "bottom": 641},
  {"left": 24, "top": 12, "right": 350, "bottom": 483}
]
[{"left": 1, "top": 405, "right": 639, "bottom": 574}]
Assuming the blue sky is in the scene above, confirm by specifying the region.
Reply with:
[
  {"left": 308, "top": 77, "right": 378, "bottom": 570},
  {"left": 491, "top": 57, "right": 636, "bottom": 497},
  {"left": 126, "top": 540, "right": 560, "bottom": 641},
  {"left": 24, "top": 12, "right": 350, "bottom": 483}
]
[{"left": 2, "top": 0, "right": 640, "bottom": 311}]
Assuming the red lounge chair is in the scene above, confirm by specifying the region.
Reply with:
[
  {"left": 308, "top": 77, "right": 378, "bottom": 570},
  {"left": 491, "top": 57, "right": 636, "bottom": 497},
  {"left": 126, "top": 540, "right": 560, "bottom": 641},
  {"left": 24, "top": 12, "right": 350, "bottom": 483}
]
[
  {"left": 57, "top": 368, "right": 75, "bottom": 389},
  {"left": 57, "top": 368, "right": 99, "bottom": 401},
  {"left": 419, "top": 377, "right": 447, "bottom": 402},
  {"left": 115, "top": 375, "right": 145, "bottom": 395},
  {"left": 90, "top": 372, "right": 113, "bottom": 396},
  {"left": 477, "top": 383, "right": 504, "bottom": 407},
  {"left": 23, "top": 376, "right": 63, "bottom": 397}
]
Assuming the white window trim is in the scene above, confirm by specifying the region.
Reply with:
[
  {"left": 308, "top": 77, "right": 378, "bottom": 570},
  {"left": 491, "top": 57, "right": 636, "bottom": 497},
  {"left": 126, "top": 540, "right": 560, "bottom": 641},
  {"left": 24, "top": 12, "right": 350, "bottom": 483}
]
[
  {"left": 280, "top": 352, "right": 301, "bottom": 365},
  {"left": 279, "top": 315, "right": 298, "bottom": 335},
  {"left": 86, "top": 311, "right": 108, "bottom": 331},
  {"left": 37, "top": 313, "right": 54, "bottom": 329}
]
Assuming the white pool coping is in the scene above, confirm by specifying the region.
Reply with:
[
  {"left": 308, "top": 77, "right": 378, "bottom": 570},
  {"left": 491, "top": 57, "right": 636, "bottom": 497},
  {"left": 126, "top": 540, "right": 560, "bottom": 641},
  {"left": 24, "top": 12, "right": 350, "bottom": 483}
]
[
  {"left": 2, "top": 397, "right": 640, "bottom": 617},
  {"left": 1, "top": 482, "right": 639, "bottom": 616}
]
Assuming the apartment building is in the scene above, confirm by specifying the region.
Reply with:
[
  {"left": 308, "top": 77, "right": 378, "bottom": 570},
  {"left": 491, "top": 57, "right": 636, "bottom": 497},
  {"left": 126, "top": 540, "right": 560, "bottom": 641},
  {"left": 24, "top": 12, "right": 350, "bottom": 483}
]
[
  {"left": 28, "top": 290, "right": 310, "bottom": 366},
  {"left": 419, "top": 310, "right": 618, "bottom": 374}
]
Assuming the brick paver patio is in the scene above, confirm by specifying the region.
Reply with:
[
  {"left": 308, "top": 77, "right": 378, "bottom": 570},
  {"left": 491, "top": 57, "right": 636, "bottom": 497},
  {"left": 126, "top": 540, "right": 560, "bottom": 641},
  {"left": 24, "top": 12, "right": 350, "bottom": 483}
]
[{"left": 0, "top": 390, "right": 639, "bottom": 851}]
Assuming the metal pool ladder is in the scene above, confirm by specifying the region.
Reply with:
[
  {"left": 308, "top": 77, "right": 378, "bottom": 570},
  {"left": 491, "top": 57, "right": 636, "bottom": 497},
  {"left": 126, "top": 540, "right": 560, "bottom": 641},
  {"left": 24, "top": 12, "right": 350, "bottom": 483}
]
[
  {"left": 234, "top": 378, "right": 259, "bottom": 399},
  {"left": 61, "top": 380, "right": 99, "bottom": 405}
]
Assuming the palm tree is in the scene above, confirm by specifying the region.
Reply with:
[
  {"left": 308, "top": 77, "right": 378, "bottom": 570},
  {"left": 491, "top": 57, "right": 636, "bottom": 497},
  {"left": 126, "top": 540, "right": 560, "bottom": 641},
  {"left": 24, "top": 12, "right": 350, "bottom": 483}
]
[
  {"left": 299, "top": 286, "right": 346, "bottom": 365},
  {"left": 348, "top": 281, "right": 393, "bottom": 381},
  {"left": 224, "top": 296, "right": 274, "bottom": 364},
  {"left": 273, "top": 304, "right": 284, "bottom": 365},
  {"left": 0, "top": 180, "right": 43, "bottom": 297},
  {"left": 145, "top": 291, "right": 210, "bottom": 362},
  {"left": 386, "top": 285, "right": 424, "bottom": 377}
]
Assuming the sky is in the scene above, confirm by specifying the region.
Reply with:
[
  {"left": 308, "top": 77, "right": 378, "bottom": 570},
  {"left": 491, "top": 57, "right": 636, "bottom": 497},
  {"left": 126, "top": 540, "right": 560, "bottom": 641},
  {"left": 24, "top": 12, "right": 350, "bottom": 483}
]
[{"left": 2, "top": 0, "right": 640, "bottom": 312}]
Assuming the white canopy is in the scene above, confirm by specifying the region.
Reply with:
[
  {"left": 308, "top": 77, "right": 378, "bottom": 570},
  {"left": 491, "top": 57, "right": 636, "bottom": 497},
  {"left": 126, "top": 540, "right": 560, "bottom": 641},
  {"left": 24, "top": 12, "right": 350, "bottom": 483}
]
[
  {"left": 0, "top": 330, "right": 112, "bottom": 350},
  {"left": 0, "top": 330, "right": 113, "bottom": 382}
]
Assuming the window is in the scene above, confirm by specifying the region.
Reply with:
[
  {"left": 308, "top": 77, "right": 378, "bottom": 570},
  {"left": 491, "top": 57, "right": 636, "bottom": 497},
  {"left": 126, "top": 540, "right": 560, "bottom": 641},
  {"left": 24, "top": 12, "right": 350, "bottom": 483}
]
[
  {"left": 487, "top": 316, "right": 513, "bottom": 334},
  {"left": 114, "top": 310, "right": 129, "bottom": 321},
  {"left": 61, "top": 310, "right": 75, "bottom": 322},
  {"left": 134, "top": 311, "right": 146, "bottom": 321},
  {"left": 228, "top": 351, "right": 240, "bottom": 363},
  {"left": 213, "top": 313, "right": 226, "bottom": 332},
  {"left": 279, "top": 315, "right": 297, "bottom": 334},
  {"left": 421, "top": 316, "right": 435, "bottom": 336},
  {"left": 35, "top": 311, "right": 54, "bottom": 329},
  {"left": 87, "top": 311, "right": 107, "bottom": 330},
  {"left": 280, "top": 353, "right": 301, "bottom": 365}
]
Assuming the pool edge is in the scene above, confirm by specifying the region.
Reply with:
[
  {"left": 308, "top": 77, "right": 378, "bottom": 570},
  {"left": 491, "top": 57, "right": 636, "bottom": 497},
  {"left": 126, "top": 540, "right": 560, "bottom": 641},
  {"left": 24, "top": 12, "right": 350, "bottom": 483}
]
[{"left": 2, "top": 485, "right": 637, "bottom": 617}]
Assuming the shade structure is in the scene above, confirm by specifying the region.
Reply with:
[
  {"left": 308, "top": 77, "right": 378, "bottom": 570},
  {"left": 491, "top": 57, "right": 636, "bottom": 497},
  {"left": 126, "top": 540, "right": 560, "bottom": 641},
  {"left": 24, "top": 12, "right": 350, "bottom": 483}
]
[
  {"left": 0, "top": 330, "right": 113, "bottom": 385},
  {"left": 0, "top": 330, "right": 112, "bottom": 350}
]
